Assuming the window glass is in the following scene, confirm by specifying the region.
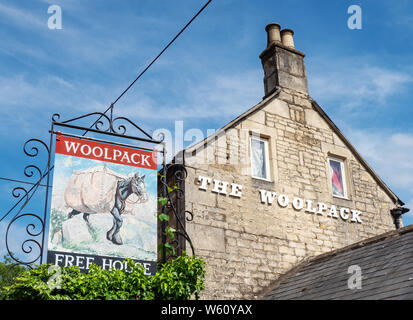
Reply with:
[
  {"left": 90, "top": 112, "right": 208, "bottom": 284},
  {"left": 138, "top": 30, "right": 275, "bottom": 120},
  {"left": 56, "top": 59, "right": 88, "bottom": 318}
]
[
  {"left": 251, "top": 137, "right": 269, "bottom": 180},
  {"left": 329, "top": 158, "right": 346, "bottom": 198}
]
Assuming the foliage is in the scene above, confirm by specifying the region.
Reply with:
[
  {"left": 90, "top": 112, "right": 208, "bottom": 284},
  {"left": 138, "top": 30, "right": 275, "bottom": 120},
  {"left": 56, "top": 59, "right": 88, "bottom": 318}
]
[
  {"left": 1, "top": 253, "right": 205, "bottom": 300},
  {"left": 157, "top": 192, "right": 177, "bottom": 257},
  {"left": 1, "top": 163, "right": 205, "bottom": 300},
  {"left": 0, "top": 254, "right": 26, "bottom": 298},
  {"left": 152, "top": 253, "right": 205, "bottom": 300}
]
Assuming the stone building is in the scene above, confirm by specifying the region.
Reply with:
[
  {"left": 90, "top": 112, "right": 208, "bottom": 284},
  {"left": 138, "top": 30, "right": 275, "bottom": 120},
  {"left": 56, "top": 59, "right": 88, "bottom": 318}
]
[{"left": 171, "top": 22, "right": 407, "bottom": 299}]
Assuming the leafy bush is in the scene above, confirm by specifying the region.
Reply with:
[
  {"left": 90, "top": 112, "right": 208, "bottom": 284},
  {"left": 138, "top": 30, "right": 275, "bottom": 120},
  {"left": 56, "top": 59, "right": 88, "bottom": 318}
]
[
  {"left": 1, "top": 253, "right": 205, "bottom": 300},
  {"left": 152, "top": 253, "right": 206, "bottom": 300},
  {"left": 0, "top": 254, "right": 26, "bottom": 298}
]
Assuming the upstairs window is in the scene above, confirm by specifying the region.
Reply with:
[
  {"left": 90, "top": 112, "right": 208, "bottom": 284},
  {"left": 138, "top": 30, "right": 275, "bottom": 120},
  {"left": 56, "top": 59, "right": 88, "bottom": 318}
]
[
  {"left": 328, "top": 157, "right": 348, "bottom": 199},
  {"left": 250, "top": 136, "right": 270, "bottom": 181}
]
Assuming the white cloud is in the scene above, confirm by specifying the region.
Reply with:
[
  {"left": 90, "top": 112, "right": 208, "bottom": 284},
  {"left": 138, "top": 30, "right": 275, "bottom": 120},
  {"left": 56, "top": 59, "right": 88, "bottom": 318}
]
[
  {"left": 119, "top": 69, "right": 263, "bottom": 121},
  {"left": 309, "top": 61, "right": 412, "bottom": 112},
  {"left": 346, "top": 129, "right": 413, "bottom": 208},
  {"left": 0, "top": 2, "right": 45, "bottom": 30},
  {"left": 404, "top": 199, "right": 413, "bottom": 217},
  {"left": 0, "top": 74, "right": 112, "bottom": 135},
  {"left": 0, "top": 2, "right": 161, "bottom": 71}
]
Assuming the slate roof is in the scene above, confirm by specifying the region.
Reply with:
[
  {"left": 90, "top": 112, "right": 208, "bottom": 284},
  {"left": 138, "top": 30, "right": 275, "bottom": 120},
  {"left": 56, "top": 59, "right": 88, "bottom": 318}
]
[{"left": 261, "top": 225, "right": 413, "bottom": 300}]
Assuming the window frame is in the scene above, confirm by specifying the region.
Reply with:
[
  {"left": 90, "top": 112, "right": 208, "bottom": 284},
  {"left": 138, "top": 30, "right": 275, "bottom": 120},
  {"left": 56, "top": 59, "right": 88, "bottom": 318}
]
[
  {"left": 250, "top": 135, "right": 271, "bottom": 182},
  {"left": 328, "top": 156, "right": 348, "bottom": 199}
]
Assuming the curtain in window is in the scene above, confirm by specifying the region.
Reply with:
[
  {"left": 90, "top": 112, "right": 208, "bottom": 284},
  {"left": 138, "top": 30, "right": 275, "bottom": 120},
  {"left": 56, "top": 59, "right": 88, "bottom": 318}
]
[
  {"left": 251, "top": 138, "right": 267, "bottom": 179},
  {"left": 329, "top": 159, "right": 344, "bottom": 197}
]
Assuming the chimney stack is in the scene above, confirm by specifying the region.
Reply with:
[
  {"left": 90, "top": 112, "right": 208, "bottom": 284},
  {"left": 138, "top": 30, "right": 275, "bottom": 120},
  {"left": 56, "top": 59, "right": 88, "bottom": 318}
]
[
  {"left": 280, "top": 29, "right": 295, "bottom": 48},
  {"left": 260, "top": 23, "right": 308, "bottom": 97}
]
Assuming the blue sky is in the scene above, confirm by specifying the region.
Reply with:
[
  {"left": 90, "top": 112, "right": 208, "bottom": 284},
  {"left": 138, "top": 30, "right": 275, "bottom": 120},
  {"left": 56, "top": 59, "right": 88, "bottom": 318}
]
[{"left": 1, "top": 0, "right": 413, "bottom": 262}]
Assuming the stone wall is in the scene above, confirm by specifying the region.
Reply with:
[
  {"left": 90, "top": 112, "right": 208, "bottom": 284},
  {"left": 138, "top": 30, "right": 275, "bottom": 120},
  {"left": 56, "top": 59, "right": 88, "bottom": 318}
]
[{"left": 182, "top": 88, "right": 397, "bottom": 299}]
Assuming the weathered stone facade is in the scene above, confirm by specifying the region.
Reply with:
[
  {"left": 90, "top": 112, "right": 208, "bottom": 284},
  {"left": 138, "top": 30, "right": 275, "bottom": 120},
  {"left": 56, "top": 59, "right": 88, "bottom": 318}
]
[{"left": 177, "top": 23, "right": 402, "bottom": 300}]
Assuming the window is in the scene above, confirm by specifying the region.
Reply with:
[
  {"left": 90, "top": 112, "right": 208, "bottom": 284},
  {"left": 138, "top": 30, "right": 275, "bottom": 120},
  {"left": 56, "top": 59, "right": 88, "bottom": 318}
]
[
  {"left": 250, "top": 136, "right": 270, "bottom": 181},
  {"left": 328, "top": 157, "right": 348, "bottom": 199}
]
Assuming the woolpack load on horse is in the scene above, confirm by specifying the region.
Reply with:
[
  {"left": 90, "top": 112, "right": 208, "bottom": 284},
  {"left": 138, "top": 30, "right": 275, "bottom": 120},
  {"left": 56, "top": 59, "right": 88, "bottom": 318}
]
[{"left": 64, "top": 164, "right": 148, "bottom": 245}]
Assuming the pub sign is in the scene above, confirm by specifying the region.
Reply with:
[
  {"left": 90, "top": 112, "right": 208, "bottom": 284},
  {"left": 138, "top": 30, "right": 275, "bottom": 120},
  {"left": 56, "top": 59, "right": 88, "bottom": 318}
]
[{"left": 47, "top": 134, "right": 158, "bottom": 275}]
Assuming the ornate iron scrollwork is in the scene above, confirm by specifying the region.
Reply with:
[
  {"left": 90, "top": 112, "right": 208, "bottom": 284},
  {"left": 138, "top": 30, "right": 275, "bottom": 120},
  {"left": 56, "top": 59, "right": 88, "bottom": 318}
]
[
  {"left": 159, "top": 162, "right": 195, "bottom": 262},
  {"left": 3, "top": 138, "right": 51, "bottom": 267},
  {"left": 2, "top": 110, "right": 195, "bottom": 271},
  {"left": 52, "top": 110, "right": 156, "bottom": 142}
]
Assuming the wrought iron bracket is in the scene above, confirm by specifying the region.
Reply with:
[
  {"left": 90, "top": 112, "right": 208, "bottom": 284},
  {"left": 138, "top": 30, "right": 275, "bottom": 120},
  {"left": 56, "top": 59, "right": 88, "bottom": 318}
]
[
  {"left": 159, "top": 161, "right": 195, "bottom": 263},
  {"left": 2, "top": 110, "right": 195, "bottom": 270}
]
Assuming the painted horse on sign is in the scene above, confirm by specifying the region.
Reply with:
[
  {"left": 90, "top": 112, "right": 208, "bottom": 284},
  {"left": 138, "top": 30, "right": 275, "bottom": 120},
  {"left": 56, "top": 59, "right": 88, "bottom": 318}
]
[{"left": 64, "top": 165, "right": 148, "bottom": 245}]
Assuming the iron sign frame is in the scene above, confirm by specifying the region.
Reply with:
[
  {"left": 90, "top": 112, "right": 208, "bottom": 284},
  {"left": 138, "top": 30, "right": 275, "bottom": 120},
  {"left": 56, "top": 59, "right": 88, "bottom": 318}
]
[{"left": 1, "top": 108, "right": 194, "bottom": 271}]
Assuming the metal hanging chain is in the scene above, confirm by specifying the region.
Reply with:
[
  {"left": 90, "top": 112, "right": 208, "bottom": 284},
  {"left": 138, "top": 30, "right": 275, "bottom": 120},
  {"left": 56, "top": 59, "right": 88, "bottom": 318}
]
[{"left": 83, "top": 0, "right": 213, "bottom": 136}]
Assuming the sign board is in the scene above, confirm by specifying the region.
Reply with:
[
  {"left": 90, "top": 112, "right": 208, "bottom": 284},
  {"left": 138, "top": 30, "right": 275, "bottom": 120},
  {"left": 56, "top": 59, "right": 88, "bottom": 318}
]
[{"left": 47, "top": 134, "right": 158, "bottom": 275}]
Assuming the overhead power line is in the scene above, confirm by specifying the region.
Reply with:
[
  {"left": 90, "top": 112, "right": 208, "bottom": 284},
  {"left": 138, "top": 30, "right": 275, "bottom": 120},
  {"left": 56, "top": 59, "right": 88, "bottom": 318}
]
[
  {"left": 1, "top": 0, "right": 214, "bottom": 222},
  {"left": 85, "top": 0, "right": 213, "bottom": 136},
  {"left": 0, "top": 167, "right": 53, "bottom": 223},
  {"left": 0, "top": 176, "right": 51, "bottom": 188},
  {"left": 112, "top": 0, "right": 213, "bottom": 107}
]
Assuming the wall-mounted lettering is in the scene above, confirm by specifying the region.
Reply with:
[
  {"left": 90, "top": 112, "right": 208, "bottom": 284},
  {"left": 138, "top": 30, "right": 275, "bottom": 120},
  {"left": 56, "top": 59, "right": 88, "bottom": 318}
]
[
  {"left": 197, "top": 175, "right": 362, "bottom": 224},
  {"left": 198, "top": 176, "right": 243, "bottom": 198}
]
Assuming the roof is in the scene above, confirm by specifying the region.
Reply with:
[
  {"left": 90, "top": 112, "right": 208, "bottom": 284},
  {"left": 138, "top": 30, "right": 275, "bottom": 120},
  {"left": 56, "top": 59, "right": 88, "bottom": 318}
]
[
  {"left": 260, "top": 225, "right": 413, "bottom": 300},
  {"left": 179, "top": 87, "right": 403, "bottom": 206}
]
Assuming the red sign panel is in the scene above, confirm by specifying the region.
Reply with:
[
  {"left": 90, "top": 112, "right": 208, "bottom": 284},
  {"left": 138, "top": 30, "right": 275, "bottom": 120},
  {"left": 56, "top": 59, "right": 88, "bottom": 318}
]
[{"left": 55, "top": 134, "right": 157, "bottom": 170}]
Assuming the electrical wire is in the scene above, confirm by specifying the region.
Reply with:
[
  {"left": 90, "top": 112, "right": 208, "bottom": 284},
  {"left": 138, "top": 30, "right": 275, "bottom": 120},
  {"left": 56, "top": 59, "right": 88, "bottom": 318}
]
[
  {"left": 0, "top": 177, "right": 51, "bottom": 188},
  {"left": 112, "top": 0, "right": 213, "bottom": 106},
  {"left": 0, "top": 0, "right": 213, "bottom": 222},
  {"left": 0, "top": 168, "right": 52, "bottom": 223},
  {"left": 84, "top": 0, "right": 213, "bottom": 136}
]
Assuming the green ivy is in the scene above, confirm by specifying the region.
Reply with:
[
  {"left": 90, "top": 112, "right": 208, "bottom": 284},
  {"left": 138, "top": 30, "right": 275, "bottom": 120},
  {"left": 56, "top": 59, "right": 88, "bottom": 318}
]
[{"left": 1, "top": 253, "right": 205, "bottom": 300}]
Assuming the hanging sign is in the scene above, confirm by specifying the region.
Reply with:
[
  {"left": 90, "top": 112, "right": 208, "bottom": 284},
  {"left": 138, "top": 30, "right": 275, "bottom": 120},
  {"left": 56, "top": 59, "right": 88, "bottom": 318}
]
[{"left": 47, "top": 134, "right": 158, "bottom": 275}]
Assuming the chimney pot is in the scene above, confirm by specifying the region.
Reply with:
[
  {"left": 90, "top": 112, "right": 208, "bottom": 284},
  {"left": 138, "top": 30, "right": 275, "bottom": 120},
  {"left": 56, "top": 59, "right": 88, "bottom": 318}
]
[
  {"left": 265, "top": 23, "right": 281, "bottom": 47},
  {"left": 260, "top": 22, "right": 308, "bottom": 97},
  {"left": 281, "top": 29, "right": 295, "bottom": 48}
]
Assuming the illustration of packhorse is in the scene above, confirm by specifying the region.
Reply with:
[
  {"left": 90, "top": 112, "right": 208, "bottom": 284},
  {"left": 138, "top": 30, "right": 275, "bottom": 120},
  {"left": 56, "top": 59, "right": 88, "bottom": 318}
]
[{"left": 64, "top": 165, "right": 148, "bottom": 245}]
